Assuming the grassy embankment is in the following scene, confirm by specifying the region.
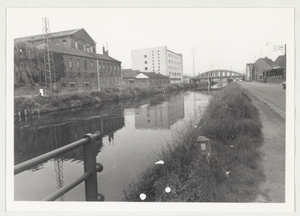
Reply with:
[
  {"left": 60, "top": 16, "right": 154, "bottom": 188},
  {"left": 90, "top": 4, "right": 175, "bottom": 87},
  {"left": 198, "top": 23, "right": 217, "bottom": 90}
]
[
  {"left": 123, "top": 83, "right": 265, "bottom": 202},
  {"left": 14, "top": 82, "right": 205, "bottom": 115}
]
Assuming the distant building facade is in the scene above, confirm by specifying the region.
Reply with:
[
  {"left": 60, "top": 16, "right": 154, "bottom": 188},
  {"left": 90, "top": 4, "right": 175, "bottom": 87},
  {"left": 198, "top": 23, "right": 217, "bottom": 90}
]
[
  {"left": 15, "top": 28, "right": 122, "bottom": 92},
  {"left": 121, "top": 69, "right": 170, "bottom": 88},
  {"left": 131, "top": 46, "right": 183, "bottom": 83},
  {"left": 250, "top": 55, "right": 286, "bottom": 83},
  {"left": 245, "top": 63, "right": 255, "bottom": 82},
  {"left": 253, "top": 57, "right": 274, "bottom": 82}
]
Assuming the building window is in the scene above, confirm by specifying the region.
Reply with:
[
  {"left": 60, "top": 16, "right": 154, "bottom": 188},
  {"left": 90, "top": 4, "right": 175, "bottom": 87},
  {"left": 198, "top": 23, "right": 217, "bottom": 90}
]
[
  {"left": 145, "top": 67, "right": 148, "bottom": 70},
  {"left": 84, "top": 60, "right": 87, "bottom": 71},
  {"left": 77, "top": 59, "right": 80, "bottom": 70},
  {"left": 83, "top": 44, "right": 86, "bottom": 51},
  {"left": 145, "top": 61, "right": 147, "bottom": 64},
  {"left": 69, "top": 58, "right": 72, "bottom": 69},
  {"left": 91, "top": 47, "right": 93, "bottom": 53},
  {"left": 70, "top": 82, "right": 76, "bottom": 88},
  {"left": 84, "top": 82, "right": 90, "bottom": 87},
  {"left": 144, "top": 55, "right": 147, "bottom": 58},
  {"left": 99, "top": 61, "right": 102, "bottom": 69},
  {"left": 75, "top": 41, "right": 78, "bottom": 49},
  {"left": 63, "top": 40, "right": 66, "bottom": 47},
  {"left": 61, "top": 83, "right": 67, "bottom": 88},
  {"left": 91, "top": 61, "right": 94, "bottom": 69}
]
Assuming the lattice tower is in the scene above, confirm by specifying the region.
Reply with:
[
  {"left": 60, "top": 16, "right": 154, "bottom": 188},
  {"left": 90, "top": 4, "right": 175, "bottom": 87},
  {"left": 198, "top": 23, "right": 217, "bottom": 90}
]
[{"left": 42, "top": 17, "right": 56, "bottom": 95}]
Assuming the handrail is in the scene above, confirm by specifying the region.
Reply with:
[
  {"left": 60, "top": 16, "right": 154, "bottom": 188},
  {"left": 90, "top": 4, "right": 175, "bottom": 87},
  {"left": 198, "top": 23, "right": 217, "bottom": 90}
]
[
  {"left": 42, "top": 171, "right": 93, "bottom": 201},
  {"left": 14, "top": 137, "right": 90, "bottom": 175},
  {"left": 14, "top": 131, "right": 104, "bottom": 201}
]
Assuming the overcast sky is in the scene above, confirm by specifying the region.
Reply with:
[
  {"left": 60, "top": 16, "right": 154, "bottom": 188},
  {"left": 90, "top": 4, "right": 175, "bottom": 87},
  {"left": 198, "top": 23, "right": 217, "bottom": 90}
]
[{"left": 8, "top": 8, "right": 292, "bottom": 76}]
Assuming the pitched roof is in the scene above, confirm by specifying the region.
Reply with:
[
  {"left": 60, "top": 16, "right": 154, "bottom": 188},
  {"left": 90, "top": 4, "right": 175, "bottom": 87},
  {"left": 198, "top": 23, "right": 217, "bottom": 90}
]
[
  {"left": 138, "top": 72, "right": 169, "bottom": 79},
  {"left": 15, "top": 28, "right": 84, "bottom": 42},
  {"left": 122, "top": 69, "right": 139, "bottom": 78},
  {"left": 274, "top": 55, "right": 286, "bottom": 68},
  {"left": 37, "top": 43, "right": 121, "bottom": 62},
  {"left": 256, "top": 57, "right": 274, "bottom": 66}
]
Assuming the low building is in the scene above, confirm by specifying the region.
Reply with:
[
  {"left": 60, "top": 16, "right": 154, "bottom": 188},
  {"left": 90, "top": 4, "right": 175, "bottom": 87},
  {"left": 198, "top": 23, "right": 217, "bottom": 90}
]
[
  {"left": 121, "top": 69, "right": 170, "bottom": 88},
  {"left": 121, "top": 69, "right": 140, "bottom": 88},
  {"left": 182, "top": 75, "right": 191, "bottom": 83},
  {"left": 253, "top": 57, "right": 274, "bottom": 82},
  {"left": 15, "top": 28, "right": 122, "bottom": 93},
  {"left": 135, "top": 72, "right": 170, "bottom": 88}
]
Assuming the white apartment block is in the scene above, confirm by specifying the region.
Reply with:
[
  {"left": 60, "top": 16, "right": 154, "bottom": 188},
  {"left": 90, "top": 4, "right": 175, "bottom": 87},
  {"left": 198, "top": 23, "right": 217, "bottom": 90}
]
[{"left": 131, "top": 46, "right": 183, "bottom": 83}]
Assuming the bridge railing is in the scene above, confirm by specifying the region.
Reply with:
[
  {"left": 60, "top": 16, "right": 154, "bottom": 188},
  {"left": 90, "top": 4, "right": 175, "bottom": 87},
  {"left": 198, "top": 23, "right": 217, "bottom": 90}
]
[{"left": 14, "top": 131, "right": 104, "bottom": 201}]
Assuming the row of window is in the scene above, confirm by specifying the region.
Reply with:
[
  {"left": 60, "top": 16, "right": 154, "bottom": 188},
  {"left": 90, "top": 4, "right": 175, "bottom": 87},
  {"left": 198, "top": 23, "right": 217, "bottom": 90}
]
[
  {"left": 74, "top": 41, "right": 94, "bottom": 53},
  {"left": 169, "top": 60, "right": 181, "bottom": 66},
  {"left": 169, "top": 66, "right": 181, "bottom": 71},
  {"left": 169, "top": 72, "right": 181, "bottom": 76},
  {"left": 68, "top": 58, "right": 120, "bottom": 72},
  {"left": 62, "top": 77, "right": 122, "bottom": 88},
  {"left": 168, "top": 53, "right": 180, "bottom": 60}
]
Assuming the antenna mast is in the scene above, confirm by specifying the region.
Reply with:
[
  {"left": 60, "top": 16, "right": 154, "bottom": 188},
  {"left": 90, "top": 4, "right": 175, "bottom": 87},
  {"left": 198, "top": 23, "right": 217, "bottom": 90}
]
[{"left": 42, "top": 17, "right": 56, "bottom": 95}]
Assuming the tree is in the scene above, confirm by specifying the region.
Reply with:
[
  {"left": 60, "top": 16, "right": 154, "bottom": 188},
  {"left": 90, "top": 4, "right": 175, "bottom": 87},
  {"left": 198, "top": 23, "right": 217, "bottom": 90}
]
[{"left": 14, "top": 41, "right": 66, "bottom": 85}]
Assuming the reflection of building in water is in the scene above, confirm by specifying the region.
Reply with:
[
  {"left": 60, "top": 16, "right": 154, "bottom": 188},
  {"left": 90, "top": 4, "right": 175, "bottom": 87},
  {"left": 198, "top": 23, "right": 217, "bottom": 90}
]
[
  {"left": 135, "top": 94, "right": 184, "bottom": 129},
  {"left": 14, "top": 113, "right": 125, "bottom": 165}
]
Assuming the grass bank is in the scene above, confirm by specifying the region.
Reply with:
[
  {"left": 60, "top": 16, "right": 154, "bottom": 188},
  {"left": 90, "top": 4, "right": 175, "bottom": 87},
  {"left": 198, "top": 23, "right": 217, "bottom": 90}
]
[
  {"left": 123, "top": 83, "right": 265, "bottom": 202},
  {"left": 14, "top": 82, "right": 206, "bottom": 115}
]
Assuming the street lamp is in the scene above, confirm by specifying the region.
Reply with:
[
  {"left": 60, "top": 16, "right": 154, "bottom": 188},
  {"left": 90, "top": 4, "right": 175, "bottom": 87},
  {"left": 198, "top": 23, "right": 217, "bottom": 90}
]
[{"left": 266, "top": 41, "right": 286, "bottom": 55}]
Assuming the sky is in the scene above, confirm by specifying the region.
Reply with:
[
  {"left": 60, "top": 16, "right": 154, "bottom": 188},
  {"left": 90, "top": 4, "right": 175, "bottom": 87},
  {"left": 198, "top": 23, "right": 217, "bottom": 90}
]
[{"left": 7, "top": 8, "right": 292, "bottom": 76}]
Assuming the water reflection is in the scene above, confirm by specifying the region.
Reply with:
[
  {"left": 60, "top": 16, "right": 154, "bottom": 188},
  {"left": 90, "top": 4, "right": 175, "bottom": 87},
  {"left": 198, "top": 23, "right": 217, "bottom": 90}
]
[
  {"left": 14, "top": 90, "right": 215, "bottom": 201},
  {"left": 14, "top": 106, "right": 125, "bottom": 165},
  {"left": 135, "top": 93, "right": 184, "bottom": 130}
]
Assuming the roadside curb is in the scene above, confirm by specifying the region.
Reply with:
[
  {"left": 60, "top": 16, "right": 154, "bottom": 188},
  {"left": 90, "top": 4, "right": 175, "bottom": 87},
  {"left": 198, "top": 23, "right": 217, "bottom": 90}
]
[{"left": 241, "top": 87, "right": 285, "bottom": 118}]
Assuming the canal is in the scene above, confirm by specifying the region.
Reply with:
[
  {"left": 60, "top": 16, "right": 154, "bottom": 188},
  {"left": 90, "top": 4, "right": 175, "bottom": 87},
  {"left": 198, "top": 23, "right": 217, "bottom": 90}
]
[{"left": 14, "top": 90, "right": 214, "bottom": 201}]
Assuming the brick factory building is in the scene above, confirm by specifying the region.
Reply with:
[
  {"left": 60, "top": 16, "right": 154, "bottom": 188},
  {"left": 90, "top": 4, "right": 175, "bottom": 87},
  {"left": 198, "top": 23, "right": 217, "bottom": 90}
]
[{"left": 15, "top": 28, "right": 122, "bottom": 93}]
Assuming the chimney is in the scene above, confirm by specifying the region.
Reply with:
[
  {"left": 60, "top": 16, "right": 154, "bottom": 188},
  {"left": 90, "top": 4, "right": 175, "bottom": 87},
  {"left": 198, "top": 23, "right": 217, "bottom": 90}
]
[{"left": 102, "top": 45, "right": 109, "bottom": 56}]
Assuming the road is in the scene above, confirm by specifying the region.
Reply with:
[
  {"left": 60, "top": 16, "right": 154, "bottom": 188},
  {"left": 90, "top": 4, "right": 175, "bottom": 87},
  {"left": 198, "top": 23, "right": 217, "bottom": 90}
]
[
  {"left": 239, "top": 82, "right": 286, "bottom": 116},
  {"left": 239, "top": 81, "right": 286, "bottom": 203}
]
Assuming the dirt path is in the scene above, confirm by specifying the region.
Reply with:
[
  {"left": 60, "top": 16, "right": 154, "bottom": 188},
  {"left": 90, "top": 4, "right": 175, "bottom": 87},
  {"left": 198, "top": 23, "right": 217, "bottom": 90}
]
[{"left": 242, "top": 87, "right": 285, "bottom": 202}]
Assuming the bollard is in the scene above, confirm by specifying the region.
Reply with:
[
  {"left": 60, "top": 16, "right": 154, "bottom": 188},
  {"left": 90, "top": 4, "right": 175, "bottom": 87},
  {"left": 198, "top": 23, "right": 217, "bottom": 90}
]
[{"left": 197, "top": 136, "right": 211, "bottom": 163}]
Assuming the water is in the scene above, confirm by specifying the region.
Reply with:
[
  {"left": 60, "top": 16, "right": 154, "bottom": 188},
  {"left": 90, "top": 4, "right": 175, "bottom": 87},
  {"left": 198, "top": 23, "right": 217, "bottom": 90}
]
[{"left": 14, "top": 90, "right": 214, "bottom": 201}]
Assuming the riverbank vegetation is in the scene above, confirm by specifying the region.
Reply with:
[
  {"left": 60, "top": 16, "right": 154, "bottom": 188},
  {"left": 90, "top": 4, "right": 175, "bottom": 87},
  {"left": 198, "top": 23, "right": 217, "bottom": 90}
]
[
  {"left": 14, "top": 82, "right": 205, "bottom": 115},
  {"left": 123, "top": 83, "right": 265, "bottom": 202}
]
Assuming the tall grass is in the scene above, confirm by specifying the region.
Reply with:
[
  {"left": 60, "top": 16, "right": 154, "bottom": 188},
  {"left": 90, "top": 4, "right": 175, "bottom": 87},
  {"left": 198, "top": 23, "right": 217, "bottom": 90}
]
[
  {"left": 123, "top": 83, "right": 265, "bottom": 202},
  {"left": 14, "top": 82, "right": 201, "bottom": 114}
]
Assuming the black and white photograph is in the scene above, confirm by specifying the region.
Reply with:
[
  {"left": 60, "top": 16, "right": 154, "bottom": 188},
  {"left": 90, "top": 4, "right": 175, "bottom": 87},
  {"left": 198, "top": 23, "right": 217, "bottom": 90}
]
[{"left": 2, "top": 1, "right": 299, "bottom": 215}]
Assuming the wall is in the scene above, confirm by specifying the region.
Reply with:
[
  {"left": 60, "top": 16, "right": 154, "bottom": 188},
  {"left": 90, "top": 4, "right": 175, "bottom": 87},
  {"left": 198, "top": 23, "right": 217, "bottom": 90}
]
[{"left": 131, "top": 46, "right": 168, "bottom": 76}]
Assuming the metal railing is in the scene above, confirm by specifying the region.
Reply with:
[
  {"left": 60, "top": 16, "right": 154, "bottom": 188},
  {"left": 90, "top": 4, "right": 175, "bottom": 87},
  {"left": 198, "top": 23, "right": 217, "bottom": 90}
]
[{"left": 14, "top": 131, "right": 104, "bottom": 201}]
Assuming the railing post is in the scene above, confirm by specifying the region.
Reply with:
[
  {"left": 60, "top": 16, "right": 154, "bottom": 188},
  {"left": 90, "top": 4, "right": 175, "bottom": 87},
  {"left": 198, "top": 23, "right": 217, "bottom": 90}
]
[{"left": 83, "top": 132, "right": 100, "bottom": 201}]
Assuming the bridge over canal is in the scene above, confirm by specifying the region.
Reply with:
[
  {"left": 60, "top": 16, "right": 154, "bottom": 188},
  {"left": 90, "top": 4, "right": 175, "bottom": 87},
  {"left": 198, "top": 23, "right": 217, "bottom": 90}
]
[{"left": 190, "top": 69, "right": 245, "bottom": 83}]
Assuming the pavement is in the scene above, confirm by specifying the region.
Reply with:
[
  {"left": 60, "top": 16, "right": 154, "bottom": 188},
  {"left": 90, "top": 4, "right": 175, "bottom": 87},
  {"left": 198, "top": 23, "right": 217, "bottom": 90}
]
[{"left": 238, "top": 81, "right": 286, "bottom": 203}]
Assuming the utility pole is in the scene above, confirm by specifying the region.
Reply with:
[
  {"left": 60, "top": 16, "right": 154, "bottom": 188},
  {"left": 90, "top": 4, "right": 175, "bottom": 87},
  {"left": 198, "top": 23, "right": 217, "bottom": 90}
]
[{"left": 191, "top": 47, "right": 196, "bottom": 76}]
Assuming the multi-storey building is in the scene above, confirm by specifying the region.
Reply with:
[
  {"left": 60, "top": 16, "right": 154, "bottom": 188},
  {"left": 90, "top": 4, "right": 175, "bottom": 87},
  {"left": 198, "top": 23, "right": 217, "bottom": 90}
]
[
  {"left": 131, "top": 46, "right": 183, "bottom": 83},
  {"left": 14, "top": 28, "right": 122, "bottom": 92}
]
